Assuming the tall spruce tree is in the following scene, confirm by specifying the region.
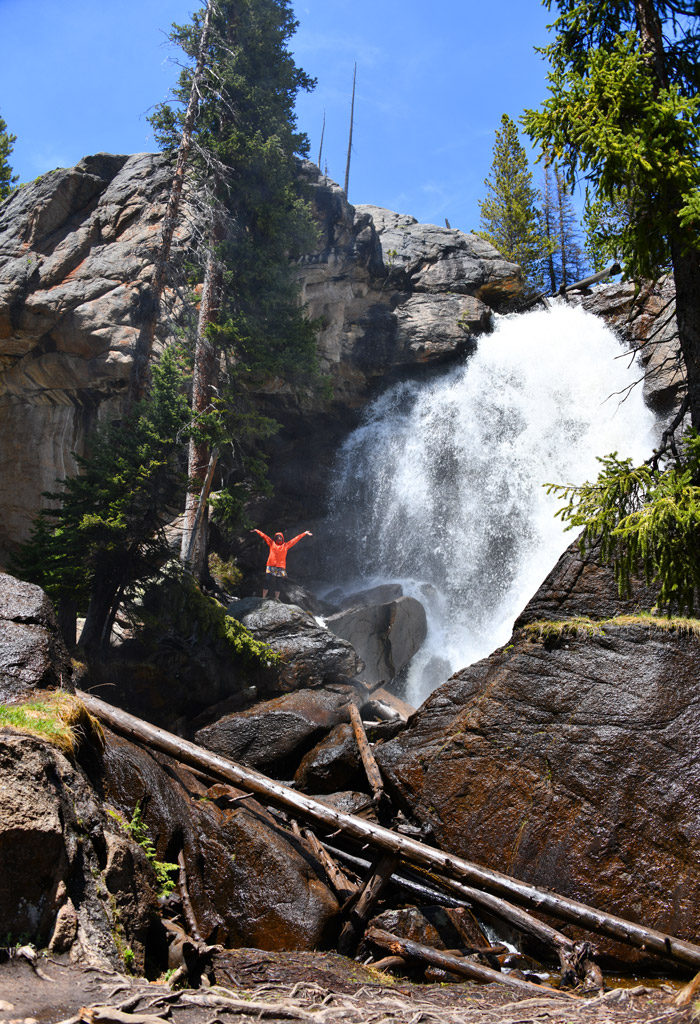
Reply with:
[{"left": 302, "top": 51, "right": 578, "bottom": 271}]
[
  {"left": 149, "top": 0, "right": 318, "bottom": 577},
  {"left": 525, "top": 1, "right": 700, "bottom": 612},
  {"left": 477, "top": 113, "right": 550, "bottom": 293},
  {"left": 0, "top": 113, "right": 18, "bottom": 199},
  {"left": 524, "top": 0, "right": 700, "bottom": 426}
]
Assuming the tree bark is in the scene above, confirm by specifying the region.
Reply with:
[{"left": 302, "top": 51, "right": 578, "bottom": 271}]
[
  {"left": 180, "top": 245, "right": 223, "bottom": 578},
  {"left": 78, "top": 691, "right": 700, "bottom": 971},
  {"left": 78, "top": 570, "right": 121, "bottom": 653}
]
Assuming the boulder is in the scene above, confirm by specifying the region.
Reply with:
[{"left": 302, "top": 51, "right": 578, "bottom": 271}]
[
  {"left": 194, "top": 686, "right": 358, "bottom": 776},
  {"left": 99, "top": 731, "right": 339, "bottom": 949},
  {"left": 0, "top": 572, "right": 71, "bottom": 701},
  {"left": 227, "top": 598, "right": 362, "bottom": 690},
  {"left": 514, "top": 539, "right": 659, "bottom": 628},
  {"left": 294, "top": 722, "right": 364, "bottom": 794},
  {"left": 376, "top": 622, "right": 700, "bottom": 964},
  {"left": 356, "top": 205, "right": 521, "bottom": 309},
  {"left": 0, "top": 731, "right": 159, "bottom": 970},
  {"left": 326, "top": 595, "right": 427, "bottom": 685}
]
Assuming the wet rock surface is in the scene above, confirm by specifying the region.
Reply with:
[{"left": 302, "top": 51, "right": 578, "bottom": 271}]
[
  {"left": 294, "top": 722, "right": 364, "bottom": 793},
  {"left": 98, "top": 730, "right": 340, "bottom": 951},
  {"left": 514, "top": 539, "right": 659, "bottom": 627},
  {"left": 227, "top": 598, "right": 362, "bottom": 689},
  {"left": 0, "top": 571, "right": 71, "bottom": 700},
  {"left": 376, "top": 622, "right": 700, "bottom": 963},
  {"left": 326, "top": 595, "right": 428, "bottom": 685},
  {"left": 194, "top": 686, "right": 360, "bottom": 776}
]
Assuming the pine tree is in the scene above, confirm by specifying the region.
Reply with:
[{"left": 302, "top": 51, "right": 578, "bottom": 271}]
[
  {"left": 149, "top": 0, "right": 319, "bottom": 577},
  {"left": 12, "top": 348, "right": 191, "bottom": 650},
  {"left": 541, "top": 163, "right": 587, "bottom": 291},
  {"left": 0, "top": 113, "right": 18, "bottom": 200},
  {"left": 526, "top": 1, "right": 700, "bottom": 611},
  {"left": 524, "top": 0, "right": 700, "bottom": 427},
  {"left": 477, "top": 114, "right": 550, "bottom": 293}
]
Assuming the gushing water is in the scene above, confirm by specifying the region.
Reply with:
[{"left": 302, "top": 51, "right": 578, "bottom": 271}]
[{"left": 324, "top": 302, "right": 657, "bottom": 705}]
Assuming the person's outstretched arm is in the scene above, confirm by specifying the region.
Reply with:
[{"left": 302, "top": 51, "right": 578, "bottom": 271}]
[
  {"left": 284, "top": 530, "right": 312, "bottom": 550},
  {"left": 251, "top": 528, "right": 272, "bottom": 548}
]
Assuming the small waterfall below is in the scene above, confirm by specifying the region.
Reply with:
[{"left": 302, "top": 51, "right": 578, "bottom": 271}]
[{"left": 322, "top": 302, "right": 658, "bottom": 705}]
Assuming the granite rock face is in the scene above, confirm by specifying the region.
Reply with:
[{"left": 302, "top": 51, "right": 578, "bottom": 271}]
[
  {"left": 0, "top": 572, "right": 71, "bottom": 700},
  {"left": 376, "top": 623, "right": 700, "bottom": 963},
  {"left": 0, "top": 153, "right": 177, "bottom": 556},
  {"left": 0, "top": 155, "right": 522, "bottom": 558},
  {"left": 577, "top": 276, "right": 684, "bottom": 417}
]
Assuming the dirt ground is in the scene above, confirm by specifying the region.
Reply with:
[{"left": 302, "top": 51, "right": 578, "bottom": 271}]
[{"left": 0, "top": 950, "right": 695, "bottom": 1024}]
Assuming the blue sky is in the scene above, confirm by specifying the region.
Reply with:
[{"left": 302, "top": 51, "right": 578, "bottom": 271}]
[{"left": 0, "top": 0, "right": 555, "bottom": 233}]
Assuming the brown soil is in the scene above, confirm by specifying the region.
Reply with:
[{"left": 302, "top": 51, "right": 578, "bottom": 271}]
[{"left": 0, "top": 950, "right": 694, "bottom": 1024}]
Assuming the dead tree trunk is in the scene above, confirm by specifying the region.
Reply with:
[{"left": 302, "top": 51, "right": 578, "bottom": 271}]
[
  {"left": 348, "top": 703, "right": 385, "bottom": 805},
  {"left": 343, "top": 63, "right": 356, "bottom": 197},
  {"left": 77, "top": 692, "right": 700, "bottom": 972},
  {"left": 338, "top": 854, "right": 397, "bottom": 954},
  {"left": 179, "top": 244, "right": 223, "bottom": 578}
]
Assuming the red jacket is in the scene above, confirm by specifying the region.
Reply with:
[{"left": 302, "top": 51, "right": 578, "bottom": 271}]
[{"left": 254, "top": 530, "right": 307, "bottom": 570}]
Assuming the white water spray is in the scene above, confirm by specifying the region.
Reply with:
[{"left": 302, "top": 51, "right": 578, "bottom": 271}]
[{"left": 325, "top": 302, "right": 657, "bottom": 705}]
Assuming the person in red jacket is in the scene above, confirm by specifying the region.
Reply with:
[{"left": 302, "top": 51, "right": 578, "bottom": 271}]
[{"left": 251, "top": 528, "right": 313, "bottom": 599}]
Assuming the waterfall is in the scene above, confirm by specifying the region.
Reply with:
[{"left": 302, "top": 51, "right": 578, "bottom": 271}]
[{"left": 324, "top": 302, "right": 658, "bottom": 705}]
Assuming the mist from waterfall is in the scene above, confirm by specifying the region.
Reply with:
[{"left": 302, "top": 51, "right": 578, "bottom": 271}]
[{"left": 323, "top": 302, "right": 658, "bottom": 705}]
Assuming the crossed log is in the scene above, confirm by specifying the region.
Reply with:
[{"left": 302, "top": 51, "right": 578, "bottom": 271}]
[{"left": 79, "top": 691, "right": 700, "bottom": 984}]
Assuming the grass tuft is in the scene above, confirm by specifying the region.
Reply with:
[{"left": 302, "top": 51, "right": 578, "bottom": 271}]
[
  {"left": 524, "top": 612, "right": 700, "bottom": 645},
  {"left": 0, "top": 692, "right": 104, "bottom": 756}
]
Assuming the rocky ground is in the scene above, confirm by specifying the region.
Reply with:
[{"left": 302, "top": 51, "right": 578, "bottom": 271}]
[{"left": 0, "top": 951, "right": 692, "bottom": 1024}]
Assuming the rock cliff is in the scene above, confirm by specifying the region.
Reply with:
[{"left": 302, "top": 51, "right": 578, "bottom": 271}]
[{"left": 0, "top": 153, "right": 520, "bottom": 559}]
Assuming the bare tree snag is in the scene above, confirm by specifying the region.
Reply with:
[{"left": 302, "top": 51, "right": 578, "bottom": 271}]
[
  {"left": 343, "top": 62, "right": 356, "bottom": 197},
  {"left": 348, "top": 702, "right": 384, "bottom": 805},
  {"left": 129, "top": 0, "right": 214, "bottom": 406},
  {"left": 338, "top": 854, "right": 397, "bottom": 954},
  {"left": 78, "top": 692, "right": 700, "bottom": 972},
  {"left": 365, "top": 927, "right": 577, "bottom": 999}
]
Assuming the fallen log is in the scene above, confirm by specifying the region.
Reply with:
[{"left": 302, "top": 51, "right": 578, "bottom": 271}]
[
  {"left": 365, "top": 927, "right": 576, "bottom": 999},
  {"left": 408, "top": 866, "right": 603, "bottom": 990},
  {"left": 326, "top": 844, "right": 600, "bottom": 988},
  {"left": 302, "top": 829, "right": 359, "bottom": 903},
  {"left": 79, "top": 692, "right": 700, "bottom": 971},
  {"left": 348, "top": 702, "right": 385, "bottom": 804},
  {"left": 338, "top": 854, "right": 397, "bottom": 954}
]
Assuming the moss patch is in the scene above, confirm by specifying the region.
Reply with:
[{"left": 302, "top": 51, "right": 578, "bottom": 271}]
[
  {"left": 0, "top": 692, "right": 104, "bottom": 756},
  {"left": 523, "top": 612, "right": 700, "bottom": 645}
]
